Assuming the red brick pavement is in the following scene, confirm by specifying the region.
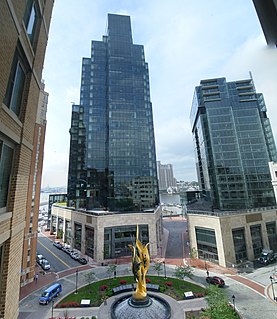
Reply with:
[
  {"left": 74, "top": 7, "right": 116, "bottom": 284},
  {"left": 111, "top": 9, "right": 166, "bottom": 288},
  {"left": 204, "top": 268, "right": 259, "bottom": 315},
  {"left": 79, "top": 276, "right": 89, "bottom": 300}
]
[
  {"left": 230, "top": 275, "right": 265, "bottom": 296},
  {"left": 23, "top": 227, "right": 264, "bottom": 302},
  {"left": 165, "top": 257, "right": 266, "bottom": 297},
  {"left": 19, "top": 264, "right": 93, "bottom": 301},
  {"left": 20, "top": 271, "right": 57, "bottom": 301}
]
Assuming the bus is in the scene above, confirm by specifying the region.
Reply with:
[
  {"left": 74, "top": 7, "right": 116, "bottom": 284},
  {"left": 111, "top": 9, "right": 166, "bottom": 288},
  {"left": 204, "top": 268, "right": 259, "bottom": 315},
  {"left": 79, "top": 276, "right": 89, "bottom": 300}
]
[{"left": 39, "top": 283, "right": 62, "bottom": 305}]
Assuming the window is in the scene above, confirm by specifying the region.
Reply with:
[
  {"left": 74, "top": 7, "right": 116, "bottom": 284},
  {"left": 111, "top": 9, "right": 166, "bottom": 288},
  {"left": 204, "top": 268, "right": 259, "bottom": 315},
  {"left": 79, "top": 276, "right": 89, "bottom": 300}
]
[
  {"left": 266, "top": 222, "right": 277, "bottom": 252},
  {"left": 74, "top": 223, "right": 82, "bottom": 250},
  {"left": 4, "top": 46, "right": 29, "bottom": 116},
  {"left": 250, "top": 225, "right": 263, "bottom": 258},
  {"left": 195, "top": 227, "right": 218, "bottom": 261},
  {"left": 232, "top": 228, "right": 247, "bottom": 262},
  {"left": 0, "top": 140, "right": 14, "bottom": 210},
  {"left": 24, "top": 0, "right": 39, "bottom": 44},
  {"left": 0, "top": 244, "right": 4, "bottom": 288}
]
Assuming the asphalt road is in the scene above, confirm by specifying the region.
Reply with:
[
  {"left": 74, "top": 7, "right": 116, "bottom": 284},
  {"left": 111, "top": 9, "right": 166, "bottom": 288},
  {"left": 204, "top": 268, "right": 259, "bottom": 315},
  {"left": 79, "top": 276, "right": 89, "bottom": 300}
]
[
  {"left": 20, "top": 218, "right": 277, "bottom": 319},
  {"left": 163, "top": 218, "right": 187, "bottom": 258},
  {"left": 37, "top": 234, "right": 80, "bottom": 273},
  {"left": 19, "top": 263, "right": 277, "bottom": 319}
]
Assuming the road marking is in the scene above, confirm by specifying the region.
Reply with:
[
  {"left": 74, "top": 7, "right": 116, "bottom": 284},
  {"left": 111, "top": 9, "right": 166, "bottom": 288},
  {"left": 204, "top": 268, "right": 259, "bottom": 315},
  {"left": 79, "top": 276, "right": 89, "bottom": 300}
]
[{"left": 38, "top": 239, "right": 70, "bottom": 268}]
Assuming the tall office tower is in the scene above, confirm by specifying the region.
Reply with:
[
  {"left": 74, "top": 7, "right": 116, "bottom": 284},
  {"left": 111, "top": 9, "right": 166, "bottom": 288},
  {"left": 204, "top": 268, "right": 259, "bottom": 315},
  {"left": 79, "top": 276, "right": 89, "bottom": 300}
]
[
  {"left": 21, "top": 83, "right": 48, "bottom": 287},
  {"left": 0, "top": 1, "right": 53, "bottom": 318},
  {"left": 157, "top": 161, "right": 177, "bottom": 191},
  {"left": 190, "top": 77, "right": 277, "bottom": 210},
  {"left": 252, "top": 0, "right": 277, "bottom": 46},
  {"left": 67, "top": 14, "right": 159, "bottom": 211}
]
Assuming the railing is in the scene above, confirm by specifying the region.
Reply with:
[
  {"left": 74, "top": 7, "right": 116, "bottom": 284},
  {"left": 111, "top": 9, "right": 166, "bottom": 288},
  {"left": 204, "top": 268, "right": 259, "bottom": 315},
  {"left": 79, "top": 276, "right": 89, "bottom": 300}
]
[{"left": 187, "top": 205, "right": 277, "bottom": 217}]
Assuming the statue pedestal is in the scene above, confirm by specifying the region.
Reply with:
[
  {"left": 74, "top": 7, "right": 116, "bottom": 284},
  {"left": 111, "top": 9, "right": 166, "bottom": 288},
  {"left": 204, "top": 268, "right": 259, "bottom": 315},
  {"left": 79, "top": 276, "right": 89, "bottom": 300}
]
[
  {"left": 128, "top": 295, "right": 152, "bottom": 307},
  {"left": 111, "top": 293, "right": 171, "bottom": 319}
]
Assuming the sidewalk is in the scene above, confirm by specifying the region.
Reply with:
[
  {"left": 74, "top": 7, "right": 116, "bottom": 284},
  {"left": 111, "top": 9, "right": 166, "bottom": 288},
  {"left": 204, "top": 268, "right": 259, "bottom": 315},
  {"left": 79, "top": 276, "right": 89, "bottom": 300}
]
[
  {"left": 20, "top": 263, "right": 93, "bottom": 301},
  {"left": 20, "top": 270, "right": 57, "bottom": 301}
]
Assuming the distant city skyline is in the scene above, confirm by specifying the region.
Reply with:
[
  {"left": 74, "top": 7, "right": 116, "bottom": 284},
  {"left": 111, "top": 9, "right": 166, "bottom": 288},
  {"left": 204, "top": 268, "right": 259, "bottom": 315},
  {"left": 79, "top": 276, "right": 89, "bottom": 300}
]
[{"left": 41, "top": 1, "right": 277, "bottom": 188}]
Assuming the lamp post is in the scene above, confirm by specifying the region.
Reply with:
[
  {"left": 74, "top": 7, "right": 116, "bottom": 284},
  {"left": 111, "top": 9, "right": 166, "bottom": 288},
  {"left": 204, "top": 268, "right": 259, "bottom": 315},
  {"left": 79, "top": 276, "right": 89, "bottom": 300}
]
[
  {"left": 163, "top": 260, "right": 167, "bottom": 279},
  {"left": 75, "top": 269, "right": 79, "bottom": 294},
  {"left": 232, "top": 295, "right": 235, "bottom": 309},
  {"left": 270, "top": 276, "right": 276, "bottom": 301},
  {"left": 51, "top": 298, "right": 54, "bottom": 318}
]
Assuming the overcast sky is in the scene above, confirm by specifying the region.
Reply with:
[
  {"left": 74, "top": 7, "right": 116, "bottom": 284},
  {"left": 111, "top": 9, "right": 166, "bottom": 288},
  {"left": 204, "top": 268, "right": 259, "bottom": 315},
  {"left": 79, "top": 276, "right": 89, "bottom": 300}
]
[{"left": 41, "top": 0, "right": 277, "bottom": 188}]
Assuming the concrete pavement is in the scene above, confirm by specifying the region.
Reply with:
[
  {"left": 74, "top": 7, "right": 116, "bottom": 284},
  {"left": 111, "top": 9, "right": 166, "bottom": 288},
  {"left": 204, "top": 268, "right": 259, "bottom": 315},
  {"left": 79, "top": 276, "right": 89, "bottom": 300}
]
[
  {"left": 19, "top": 219, "right": 277, "bottom": 318},
  {"left": 19, "top": 260, "right": 277, "bottom": 319}
]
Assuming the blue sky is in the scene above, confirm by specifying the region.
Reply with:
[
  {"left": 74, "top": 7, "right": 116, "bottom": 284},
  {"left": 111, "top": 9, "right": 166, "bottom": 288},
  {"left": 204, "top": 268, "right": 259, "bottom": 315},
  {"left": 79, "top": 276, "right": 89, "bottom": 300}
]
[{"left": 41, "top": 0, "right": 277, "bottom": 187}]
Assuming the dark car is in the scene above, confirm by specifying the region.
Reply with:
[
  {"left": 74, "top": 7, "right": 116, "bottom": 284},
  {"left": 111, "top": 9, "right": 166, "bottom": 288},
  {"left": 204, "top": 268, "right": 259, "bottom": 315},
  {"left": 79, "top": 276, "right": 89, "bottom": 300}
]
[
  {"left": 206, "top": 276, "right": 225, "bottom": 287},
  {"left": 78, "top": 257, "right": 88, "bottom": 265}
]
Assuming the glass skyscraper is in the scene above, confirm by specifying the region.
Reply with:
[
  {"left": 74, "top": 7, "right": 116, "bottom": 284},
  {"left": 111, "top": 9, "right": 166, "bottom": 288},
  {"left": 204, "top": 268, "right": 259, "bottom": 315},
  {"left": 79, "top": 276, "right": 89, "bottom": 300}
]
[
  {"left": 67, "top": 14, "right": 159, "bottom": 211},
  {"left": 190, "top": 77, "right": 277, "bottom": 210}
]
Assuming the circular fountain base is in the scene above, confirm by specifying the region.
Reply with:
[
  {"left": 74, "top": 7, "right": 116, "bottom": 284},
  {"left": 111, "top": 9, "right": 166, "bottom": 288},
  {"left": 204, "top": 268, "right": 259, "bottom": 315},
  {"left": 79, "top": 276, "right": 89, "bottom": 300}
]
[{"left": 111, "top": 294, "right": 171, "bottom": 319}]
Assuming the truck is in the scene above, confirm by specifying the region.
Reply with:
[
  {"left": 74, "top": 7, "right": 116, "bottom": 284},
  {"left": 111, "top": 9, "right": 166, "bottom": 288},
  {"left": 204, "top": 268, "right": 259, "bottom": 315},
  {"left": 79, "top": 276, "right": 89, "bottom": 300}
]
[{"left": 258, "top": 249, "right": 276, "bottom": 265}]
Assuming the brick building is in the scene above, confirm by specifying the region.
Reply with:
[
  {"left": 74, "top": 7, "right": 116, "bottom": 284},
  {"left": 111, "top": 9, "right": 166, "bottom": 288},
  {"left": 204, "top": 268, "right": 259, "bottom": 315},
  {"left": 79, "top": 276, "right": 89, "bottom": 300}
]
[
  {"left": 0, "top": 1, "right": 53, "bottom": 318},
  {"left": 20, "top": 83, "right": 48, "bottom": 287}
]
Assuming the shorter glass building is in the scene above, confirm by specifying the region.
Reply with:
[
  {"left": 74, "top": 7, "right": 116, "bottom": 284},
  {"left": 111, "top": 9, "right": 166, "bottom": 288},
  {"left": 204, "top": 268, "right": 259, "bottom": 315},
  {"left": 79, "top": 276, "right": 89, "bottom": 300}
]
[{"left": 190, "top": 77, "right": 277, "bottom": 210}]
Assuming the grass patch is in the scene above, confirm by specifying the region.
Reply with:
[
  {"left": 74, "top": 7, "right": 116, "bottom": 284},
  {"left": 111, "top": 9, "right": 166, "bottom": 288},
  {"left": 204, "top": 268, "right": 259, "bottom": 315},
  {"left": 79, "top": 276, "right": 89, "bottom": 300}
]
[{"left": 57, "top": 275, "right": 206, "bottom": 307}]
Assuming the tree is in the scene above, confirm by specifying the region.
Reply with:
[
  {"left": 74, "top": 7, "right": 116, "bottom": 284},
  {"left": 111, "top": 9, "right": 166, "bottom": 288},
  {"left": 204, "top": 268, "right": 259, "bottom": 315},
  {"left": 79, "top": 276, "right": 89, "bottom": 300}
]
[
  {"left": 174, "top": 264, "right": 193, "bottom": 280},
  {"left": 107, "top": 264, "right": 117, "bottom": 278},
  {"left": 152, "top": 261, "right": 162, "bottom": 276},
  {"left": 189, "top": 247, "right": 197, "bottom": 260},
  {"left": 202, "top": 285, "right": 240, "bottom": 319},
  {"left": 84, "top": 271, "right": 96, "bottom": 285}
]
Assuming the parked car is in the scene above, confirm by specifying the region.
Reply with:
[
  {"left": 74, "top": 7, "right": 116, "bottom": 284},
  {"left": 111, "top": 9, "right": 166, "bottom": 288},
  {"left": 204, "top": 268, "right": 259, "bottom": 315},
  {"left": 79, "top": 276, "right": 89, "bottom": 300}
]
[
  {"left": 62, "top": 247, "right": 70, "bottom": 254},
  {"left": 259, "top": 249, "right": 276, "bottom": 265},
  {"left": 70, "top": 252, "right": 80, "bottom": 260},
  {"left": 77, "top": 257, "right": 88, "bottom": 265},
  {"left": 53, "top": 241, "right": 63, "bottom": 249},
  {"left": 41, "top": 259, "right": 51, "bottom": 271},
  {"left": 206, "top": 276, "right": 225, "bottom": 287},
  {"left": 67, "top": 249, "right": 75, "bottom": 255},
  {"left": 36, "top": 254, "right": 45, "bottom": 265}
]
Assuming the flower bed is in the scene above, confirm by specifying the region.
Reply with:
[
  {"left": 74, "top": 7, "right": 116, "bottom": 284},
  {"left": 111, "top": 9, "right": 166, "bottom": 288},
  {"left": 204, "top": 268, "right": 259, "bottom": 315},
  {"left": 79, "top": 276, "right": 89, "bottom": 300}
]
[{"left": 57, "top": 301, "right": 80, "bottom": 308}]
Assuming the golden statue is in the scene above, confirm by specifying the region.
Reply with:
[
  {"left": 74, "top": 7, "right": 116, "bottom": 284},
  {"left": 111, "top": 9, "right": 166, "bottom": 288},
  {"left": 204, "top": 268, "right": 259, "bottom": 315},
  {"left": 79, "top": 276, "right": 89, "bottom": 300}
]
[{"left": 128, "top": 225, "right": 150, "bottom": 300}]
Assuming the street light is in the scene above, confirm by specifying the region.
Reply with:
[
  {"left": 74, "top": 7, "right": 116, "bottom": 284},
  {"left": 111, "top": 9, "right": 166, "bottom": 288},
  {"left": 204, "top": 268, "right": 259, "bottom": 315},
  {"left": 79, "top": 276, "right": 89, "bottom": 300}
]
[
  {"left": 163, "top": 260, "right": 167, "bottom": 279},
  {"left": 270, "top": 276, "right": 276, "bottom": 301},
  {"left": 232, "top": 295, "right": 235, "bottom": 309},
  {"left": 75, "top": 269, "right": 79, "bottom": 294},
  {"left": 51, "top": 298, "right": 54, "bottom": 318}
]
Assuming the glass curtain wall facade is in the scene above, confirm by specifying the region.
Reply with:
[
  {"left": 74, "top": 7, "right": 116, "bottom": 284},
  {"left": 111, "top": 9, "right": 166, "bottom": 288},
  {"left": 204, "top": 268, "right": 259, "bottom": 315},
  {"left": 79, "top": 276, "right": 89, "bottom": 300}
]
[
  {"left": 195, "top": 227, "right": 218, "bottom": 261},
  {"left": 67, "top": 14, "right": 158, "bottom": 211},
  {"left": 190, "top": 77, "right": 277, "bottom": 210},
  {"left": 266, "top": 222, "right": 277, "bottom": 252},
  {"left": 104, "top": 224, "right": 149, "bottom": 259}
]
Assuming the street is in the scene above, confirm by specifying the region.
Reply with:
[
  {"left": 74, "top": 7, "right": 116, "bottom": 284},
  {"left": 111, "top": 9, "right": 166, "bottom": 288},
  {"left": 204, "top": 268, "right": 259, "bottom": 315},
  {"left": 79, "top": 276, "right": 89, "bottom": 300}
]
[
  {"left": 19, "top": 262, "right": 277, "bottom": 319},
  {"left": 18, "top": 217, "right": 277, "bottom": 319},
  {"left": 37, "top": 234, "right": 81, "bottom": 273},
  {"left": 163, "top": 217, "right": 187, "bottom": 258}
]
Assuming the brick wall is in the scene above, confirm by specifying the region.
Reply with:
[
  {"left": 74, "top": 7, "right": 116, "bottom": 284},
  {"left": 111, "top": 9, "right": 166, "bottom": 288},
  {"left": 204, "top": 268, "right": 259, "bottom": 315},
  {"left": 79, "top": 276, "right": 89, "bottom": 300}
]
[{"left": 0, "top": 0, "right": 54, "bottom": 318}]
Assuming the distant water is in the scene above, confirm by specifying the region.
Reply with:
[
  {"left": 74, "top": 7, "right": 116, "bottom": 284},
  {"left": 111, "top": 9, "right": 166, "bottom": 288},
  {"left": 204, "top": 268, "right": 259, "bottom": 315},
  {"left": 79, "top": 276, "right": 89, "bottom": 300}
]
[
  {"left": 159, "top": 193, "right": 180, "bottom": 205},
  {"left": 40, "top": 192, "right": 181, "bottom": 206},
  {"left": 40, "top": 192, "right": 51, "bottom": 204}
]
